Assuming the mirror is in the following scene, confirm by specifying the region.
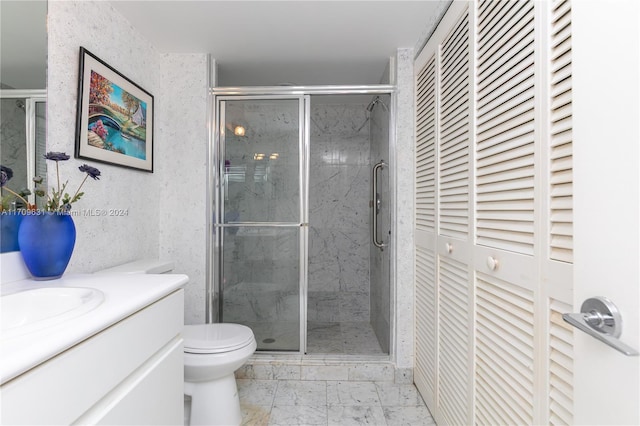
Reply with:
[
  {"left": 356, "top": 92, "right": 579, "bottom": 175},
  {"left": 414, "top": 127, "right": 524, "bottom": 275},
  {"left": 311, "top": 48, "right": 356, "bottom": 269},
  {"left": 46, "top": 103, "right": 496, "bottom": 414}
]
[{"left": 0, "top": 0, "right": 47, "bottom": 252}]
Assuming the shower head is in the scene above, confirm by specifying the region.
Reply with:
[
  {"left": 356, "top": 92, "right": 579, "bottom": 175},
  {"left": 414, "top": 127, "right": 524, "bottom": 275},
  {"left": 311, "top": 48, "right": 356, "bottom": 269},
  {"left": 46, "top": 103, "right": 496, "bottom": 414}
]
[{"left": 366, "top": 96, "right": 389, "bottom": 112}]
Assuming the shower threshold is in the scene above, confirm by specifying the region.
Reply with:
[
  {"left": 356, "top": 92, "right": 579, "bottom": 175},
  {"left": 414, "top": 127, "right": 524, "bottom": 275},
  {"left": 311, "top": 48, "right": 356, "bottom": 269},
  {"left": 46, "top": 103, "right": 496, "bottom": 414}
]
[{"left": 237, "top": 353, "right": 396, "bottom": 383}]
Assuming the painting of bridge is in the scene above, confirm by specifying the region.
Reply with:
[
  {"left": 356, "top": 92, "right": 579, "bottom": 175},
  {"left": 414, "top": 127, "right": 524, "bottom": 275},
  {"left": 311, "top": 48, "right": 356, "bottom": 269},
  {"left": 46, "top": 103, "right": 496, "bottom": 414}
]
[
  {"left": 86, "top": 70, "right": 148, "bottom": 160},
  {"left": 75, "top": 47, "right": 154, "bottom": 172}
]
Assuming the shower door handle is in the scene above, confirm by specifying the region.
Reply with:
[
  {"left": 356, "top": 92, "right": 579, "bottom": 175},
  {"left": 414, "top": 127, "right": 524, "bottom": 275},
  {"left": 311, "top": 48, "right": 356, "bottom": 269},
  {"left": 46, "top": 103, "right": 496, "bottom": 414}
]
[{"left": 372, "top": 160, "right": 387, "bottom": 250}]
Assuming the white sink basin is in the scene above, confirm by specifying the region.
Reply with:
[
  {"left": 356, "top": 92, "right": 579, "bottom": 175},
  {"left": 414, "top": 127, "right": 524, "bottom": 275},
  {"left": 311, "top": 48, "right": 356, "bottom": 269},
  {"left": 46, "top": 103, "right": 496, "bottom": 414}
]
[{"left": 1, "top": 287, "right": 104, "bottom": 340}]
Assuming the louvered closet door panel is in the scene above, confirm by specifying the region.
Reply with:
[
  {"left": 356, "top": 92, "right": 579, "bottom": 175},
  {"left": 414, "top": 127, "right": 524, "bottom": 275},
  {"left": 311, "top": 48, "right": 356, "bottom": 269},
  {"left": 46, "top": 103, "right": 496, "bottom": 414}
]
[
  {"left": 416, "top": 55, "right": 437, "bottom": 233},
  {"left": 415, "top": 246, "right": 437, "bottom": 406},
  {"left": 476, "top": 0, "right": 536, "bottom": 255},
  {"left": 475, "top": 272, "right": 535, "bottom": 425},
  {"left": 439, "top": 10, "right": 470, "bottom": 241},
  {"left": 549, "top": 0, "right": 573, "bottom": 263},
  {"left": 547, "top": 1, "right": 574, "bottom": 422},
  {"left": 438, "top": 256, "right": 470, "bottom": 426},
  {"left": 549, "top": 298, "right": 573, "bottom": 425}
]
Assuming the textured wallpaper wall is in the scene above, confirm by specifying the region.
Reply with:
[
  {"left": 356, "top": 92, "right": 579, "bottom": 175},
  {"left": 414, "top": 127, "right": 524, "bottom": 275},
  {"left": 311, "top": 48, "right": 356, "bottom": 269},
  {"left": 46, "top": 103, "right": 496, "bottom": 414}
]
[
  {"left": 48, "top": 1, "right": 207, "bottom": 323},
  {"left": 48, "top": 1, "right": 161, "bottom": 273},
  {"left": 156, "top": 53, "right": 208, "bottom": 325},
  {"left": 394, "top": 48, "right": 416, "bottom": 375}
]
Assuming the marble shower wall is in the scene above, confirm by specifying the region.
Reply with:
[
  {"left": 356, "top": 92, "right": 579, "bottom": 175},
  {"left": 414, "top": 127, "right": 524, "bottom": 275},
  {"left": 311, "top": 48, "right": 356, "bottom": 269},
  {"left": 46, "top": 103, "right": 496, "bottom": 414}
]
[
  {"left": 308, "top": 101, "right": 371, "bottom": 322},
  {"left": 369, "top": 95, "right": 391, "bottom": 353}
]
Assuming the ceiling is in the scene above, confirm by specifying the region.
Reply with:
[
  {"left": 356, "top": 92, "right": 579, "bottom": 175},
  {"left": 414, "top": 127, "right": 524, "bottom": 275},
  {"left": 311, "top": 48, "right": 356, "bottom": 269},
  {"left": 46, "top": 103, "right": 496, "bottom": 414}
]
[{"left": 109, "top": 1, "right": 448, "bottom": 86}]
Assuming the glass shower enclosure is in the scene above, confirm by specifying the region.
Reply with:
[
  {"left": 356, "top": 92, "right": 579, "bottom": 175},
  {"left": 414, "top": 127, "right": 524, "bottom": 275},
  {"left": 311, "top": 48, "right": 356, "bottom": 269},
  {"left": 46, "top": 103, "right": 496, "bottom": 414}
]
[
  {"left": 213, "top": 96, "right": 308, "bottom": 351},
  {"left": 211, "top": 87, "right": 393, "bottom": 355}
]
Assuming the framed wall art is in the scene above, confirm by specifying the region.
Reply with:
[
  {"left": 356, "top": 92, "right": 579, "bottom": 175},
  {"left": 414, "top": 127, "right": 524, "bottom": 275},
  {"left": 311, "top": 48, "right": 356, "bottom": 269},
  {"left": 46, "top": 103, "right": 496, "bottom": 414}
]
[{"left": 75, "top": 47, "right": 154, "bottom": 172}]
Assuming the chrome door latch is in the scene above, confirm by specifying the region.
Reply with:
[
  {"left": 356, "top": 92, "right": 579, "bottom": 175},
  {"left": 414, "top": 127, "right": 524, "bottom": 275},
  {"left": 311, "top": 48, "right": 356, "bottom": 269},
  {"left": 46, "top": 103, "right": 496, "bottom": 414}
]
[{"left": 563, "top": 297, "right": 639, "bottom": 356}]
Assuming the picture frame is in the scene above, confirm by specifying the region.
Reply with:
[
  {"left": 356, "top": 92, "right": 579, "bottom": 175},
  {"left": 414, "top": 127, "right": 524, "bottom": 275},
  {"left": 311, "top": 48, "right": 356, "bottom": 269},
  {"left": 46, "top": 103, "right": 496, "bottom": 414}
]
[{"left": 74, "top": 47, "right": 154, "bottom": 172}]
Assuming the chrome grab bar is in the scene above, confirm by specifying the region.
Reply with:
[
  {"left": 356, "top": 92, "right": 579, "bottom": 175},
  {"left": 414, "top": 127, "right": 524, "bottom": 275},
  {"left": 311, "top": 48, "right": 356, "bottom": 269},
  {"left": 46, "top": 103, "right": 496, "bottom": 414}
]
[{"left": 372, "top": 160, "right": 387, "bottom": 250}]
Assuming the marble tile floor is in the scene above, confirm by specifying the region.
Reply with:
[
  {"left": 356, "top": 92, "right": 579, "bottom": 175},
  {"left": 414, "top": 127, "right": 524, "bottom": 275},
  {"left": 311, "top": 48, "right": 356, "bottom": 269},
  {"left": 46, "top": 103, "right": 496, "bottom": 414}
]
[
  {"left": 306, "top": 321, "right": 386, "bottom": 356},
  {"left": 185, "top": 380, "right": 435, "bottom": 425},
  {"left": 237, "top": 379, "right": 435, "bottom": 425}
]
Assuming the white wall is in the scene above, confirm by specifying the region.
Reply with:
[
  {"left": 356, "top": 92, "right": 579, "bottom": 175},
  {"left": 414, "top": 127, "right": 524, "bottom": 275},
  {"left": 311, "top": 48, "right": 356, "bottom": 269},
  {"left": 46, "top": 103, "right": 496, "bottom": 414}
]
[{"left": 48, "top": 1, "right": 207, "bottom": 323}]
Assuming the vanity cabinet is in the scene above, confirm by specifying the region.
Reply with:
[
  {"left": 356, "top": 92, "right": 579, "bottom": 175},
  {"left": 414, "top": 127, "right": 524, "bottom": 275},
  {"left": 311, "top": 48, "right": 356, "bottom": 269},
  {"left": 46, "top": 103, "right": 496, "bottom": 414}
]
[{"left": 1, "top": 289, "right": 184, "bottom": 425}]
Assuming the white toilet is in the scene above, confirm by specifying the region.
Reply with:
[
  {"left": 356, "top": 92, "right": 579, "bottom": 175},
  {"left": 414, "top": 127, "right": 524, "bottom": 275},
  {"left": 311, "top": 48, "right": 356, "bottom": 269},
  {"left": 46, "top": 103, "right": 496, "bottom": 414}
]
[
  {"left": 183, "top": 323, "right": 256, "bottom": 425},
  {"left": 96, "top": 259, "right": 257, "bottom": 426}
]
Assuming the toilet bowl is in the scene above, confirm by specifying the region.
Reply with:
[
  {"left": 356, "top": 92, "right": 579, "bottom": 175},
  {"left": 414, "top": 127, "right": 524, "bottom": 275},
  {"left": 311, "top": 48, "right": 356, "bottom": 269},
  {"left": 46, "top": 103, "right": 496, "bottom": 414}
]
[
  {"left": 95, "top": 259, "right": 256, "bottom": 426},
  {"left": 183, "top": 323, "right": 256, "bottom": 426}
]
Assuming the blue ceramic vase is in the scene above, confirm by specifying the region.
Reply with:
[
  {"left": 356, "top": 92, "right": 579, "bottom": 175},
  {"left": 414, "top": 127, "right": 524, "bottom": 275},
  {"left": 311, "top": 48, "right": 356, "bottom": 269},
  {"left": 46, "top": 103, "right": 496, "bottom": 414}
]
[
  {"left": 0, "top": 211, "right": 24, "bottom": 253},
  {"left": 18, "top": 212, "right": 76, "bottom": 280}
]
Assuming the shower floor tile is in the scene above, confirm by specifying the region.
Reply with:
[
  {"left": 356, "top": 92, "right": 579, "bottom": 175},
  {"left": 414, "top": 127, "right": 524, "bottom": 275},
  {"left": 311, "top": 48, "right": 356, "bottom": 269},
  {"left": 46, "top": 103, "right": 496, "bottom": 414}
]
[
  {"left": 306, "top": 322, "right": 343, "bottom": 354},
  {"left": 306, "top": 321, "right": 386, "bottom": 356},
  {"left": 245, "top": 321, "right": 300, "bottom": 352},
  {"left": 233, "top": 321, "right": 386, "bottom": 354}
]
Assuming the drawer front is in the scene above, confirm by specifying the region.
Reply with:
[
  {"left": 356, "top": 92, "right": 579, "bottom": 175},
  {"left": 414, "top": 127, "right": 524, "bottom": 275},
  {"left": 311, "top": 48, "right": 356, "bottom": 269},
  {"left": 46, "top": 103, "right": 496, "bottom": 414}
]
[{"left": 75, "top": 337, "right": 184, "bottom": 425}]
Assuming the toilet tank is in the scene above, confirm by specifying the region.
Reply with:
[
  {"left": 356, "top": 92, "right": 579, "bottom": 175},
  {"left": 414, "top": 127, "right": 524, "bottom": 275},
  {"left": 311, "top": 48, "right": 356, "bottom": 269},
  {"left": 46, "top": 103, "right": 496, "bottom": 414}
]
[{"left": 94, "top": 259, "right": 174, "bottom": 275}]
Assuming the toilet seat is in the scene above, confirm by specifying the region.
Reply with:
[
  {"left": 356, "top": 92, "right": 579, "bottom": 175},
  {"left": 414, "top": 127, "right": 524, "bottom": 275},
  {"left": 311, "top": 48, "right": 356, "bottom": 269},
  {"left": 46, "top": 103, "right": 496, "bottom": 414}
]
[{"left": 183, "top": 323, "right": 255, "bottom": 354}]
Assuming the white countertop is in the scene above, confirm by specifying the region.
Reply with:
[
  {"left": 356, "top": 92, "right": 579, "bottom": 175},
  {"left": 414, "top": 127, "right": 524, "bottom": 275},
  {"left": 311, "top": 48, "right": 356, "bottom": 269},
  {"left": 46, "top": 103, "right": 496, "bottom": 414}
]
[{"left": 0, "top": 273, "right": 188, "bottom": 385}]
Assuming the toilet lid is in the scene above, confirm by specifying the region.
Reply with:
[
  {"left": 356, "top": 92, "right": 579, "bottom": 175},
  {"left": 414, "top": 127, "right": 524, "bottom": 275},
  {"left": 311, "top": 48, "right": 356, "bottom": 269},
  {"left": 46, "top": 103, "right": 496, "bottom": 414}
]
[{"left": 183, "top": 323, "right": 255, "bottom": 354}]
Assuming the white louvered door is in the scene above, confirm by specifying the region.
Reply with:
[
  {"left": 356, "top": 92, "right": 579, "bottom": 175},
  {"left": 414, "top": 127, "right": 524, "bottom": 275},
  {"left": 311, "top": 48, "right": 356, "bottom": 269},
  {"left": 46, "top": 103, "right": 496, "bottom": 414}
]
[
  {"left": 414, "top": 1, "right": 580, "bottom": 424},
  {"left": 437, "top": 7, "right": 473, "bottom": 426},
  {"left": 414, "top": 48, "right": 438, "bottom": 411},
  {"left": 415, "top": 3, "right": 474, "bottom": 424}
]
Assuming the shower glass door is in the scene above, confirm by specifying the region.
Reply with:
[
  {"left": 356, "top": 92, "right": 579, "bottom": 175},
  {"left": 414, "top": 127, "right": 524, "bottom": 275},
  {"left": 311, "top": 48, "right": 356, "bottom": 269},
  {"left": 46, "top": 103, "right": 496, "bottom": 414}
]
[{"left": 216, "top": 97, "right": 307, "bottom": 352}]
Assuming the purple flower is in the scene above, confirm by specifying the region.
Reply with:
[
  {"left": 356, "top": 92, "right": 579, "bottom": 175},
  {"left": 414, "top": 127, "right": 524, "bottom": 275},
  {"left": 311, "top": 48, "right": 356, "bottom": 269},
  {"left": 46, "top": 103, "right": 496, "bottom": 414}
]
[
  {"left": 44, "top": 152, "right": 70, "bottom": 161},
  {"left": 0, "top": 165, "right": 13, "bottom": 187},
  {"left": 0, "top": 165, "right": 30, "bottom": 209},
  {"left": 79, "top": 164, "right": 101, "bottom": 180}
]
